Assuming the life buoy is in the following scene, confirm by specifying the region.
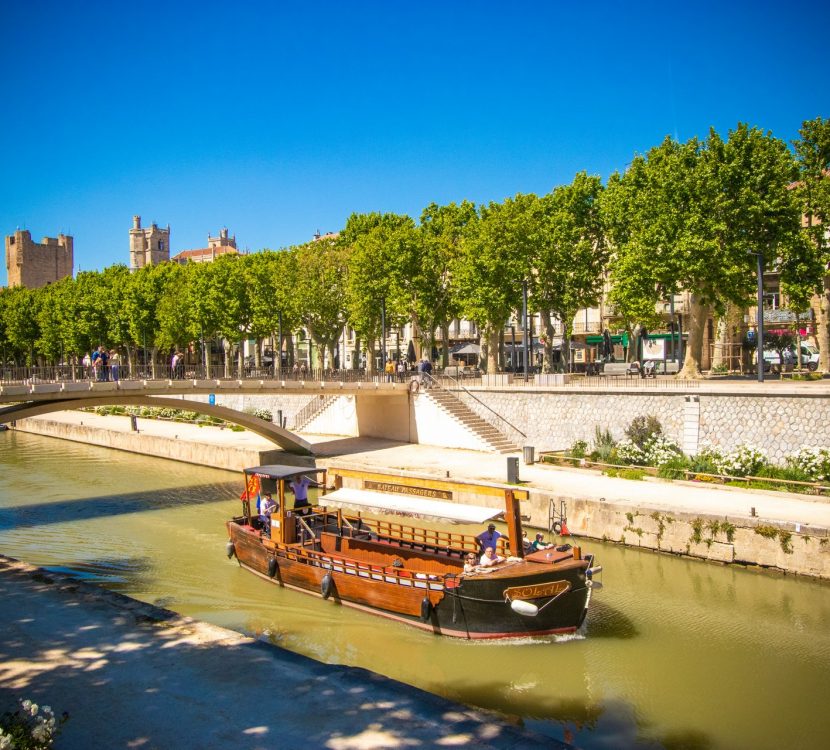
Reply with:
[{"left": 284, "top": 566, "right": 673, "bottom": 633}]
[
  {"left": 420, "top": 596, "right": 432, "bottom": 622},
  {"left": 267, "top": 557, "right": 277, "bottom": 578},
  {"left": 225, "top": 541, "right": 235, "bottom": 559},
  {"left": 321, "top": 572, "right": 334, "bottom": 599},
  {"left": 552, "top": 521, "right": 563, "bottom": 535}
]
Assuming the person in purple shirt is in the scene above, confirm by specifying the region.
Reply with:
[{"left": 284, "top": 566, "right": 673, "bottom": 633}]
[
  {"left": 476, "top": 523, "right": 503, "bottom": 554},
  {"left": 290, "top": 475, "right": 313, "bottom": 512}
]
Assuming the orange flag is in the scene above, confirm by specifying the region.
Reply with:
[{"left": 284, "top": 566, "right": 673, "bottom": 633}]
[{"left": 240, "top": 474, "right": 260, "bottom": 500}]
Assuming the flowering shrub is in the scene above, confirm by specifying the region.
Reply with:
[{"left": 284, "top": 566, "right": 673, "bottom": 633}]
[
  {"left": 616, "top": 435, "right": 682, "bottom": 467},
  {"left": 704, "top": 444, "right": 768, "bottom": 477},
  {"left": 0, "top": 699, "right": 67, "bottom": 749},
  {"left": 786, "top": 447, "right": 830, "bottom": 483}
]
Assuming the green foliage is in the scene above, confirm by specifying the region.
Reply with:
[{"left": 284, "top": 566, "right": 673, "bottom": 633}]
[
  {"left": 624, "top": 415, "right": 662, "bottom": 449},
  {"left": 591, "top": 426, "right": 616, "bottom": 463},
  {"left": 690, "top": 518, "right": 705, "bottom": 545},
  {"left": 570, "top": 439, "right": 588, "bottom": 458},
  {"left": 656, "top": 456, "right": 690, "bottom": 479},
  {"left": 754, "top": 525, "right": 779, "bottom": 540},
  {"left": 606, "top": 467, "right": 646, "bottom": 481}
]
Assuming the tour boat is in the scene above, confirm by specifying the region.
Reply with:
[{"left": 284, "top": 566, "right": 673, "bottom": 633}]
[{"left": 225, "top": 464, "right": 601, "bottom": 639}]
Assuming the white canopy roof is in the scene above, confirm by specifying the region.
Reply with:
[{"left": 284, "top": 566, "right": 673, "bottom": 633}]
[{"left": 321, "top": 488, "right": 502, "bottom": 524}]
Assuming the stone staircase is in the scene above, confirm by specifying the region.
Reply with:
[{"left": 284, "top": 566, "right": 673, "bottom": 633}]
[
  {"left": 423, "top": 388, "right": 519, "bottom": 453},
  {"left": 291, "top": 395, "right": 337, "bottom": 431}
]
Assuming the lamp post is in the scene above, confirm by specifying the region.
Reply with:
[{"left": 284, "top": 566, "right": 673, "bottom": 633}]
[
  {"left": 749, "top": 251, "right": 765, "bottom": 383},
  {"left": 522, "top": 281, "right": 529, "bottom": 376},
  {"left": 380, "top": 298, "right": 387, "bottom": 369}
]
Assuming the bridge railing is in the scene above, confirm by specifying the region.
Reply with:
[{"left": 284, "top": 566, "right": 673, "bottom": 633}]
[{"left": 0, "top": 365, "right": 383, "bottom": 386}]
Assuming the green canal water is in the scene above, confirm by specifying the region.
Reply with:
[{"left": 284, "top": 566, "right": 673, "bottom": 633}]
[{"left": 1, "top": 430, "right": 829, "bottom": 749}]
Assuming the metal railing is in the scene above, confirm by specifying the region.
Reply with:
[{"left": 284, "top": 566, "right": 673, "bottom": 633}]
[
  {"left": 423, "top": 372, "right": 527, "bottom": 441},
  {"left": 0, "top": 364, "right": 378, "bottom": 386}
]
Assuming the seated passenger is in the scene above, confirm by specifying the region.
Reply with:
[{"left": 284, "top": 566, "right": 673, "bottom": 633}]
[
  {"left": 479, "top": 547, "right": 504, "bottom": 567},
  {"left": 463, "top": 553, "right": 478, "bottom": 574},
  {"left": 521, "top": 531, "right": 532, "bottom": 553},
  {"left": 531, "top": 533, "right": 554, "bottom": 552},
  {"left": 259, "top": 492, "right": 277, "bottom": 534}
]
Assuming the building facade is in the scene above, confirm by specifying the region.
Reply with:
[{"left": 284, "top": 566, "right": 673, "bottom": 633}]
[
  {"left": 129, "top": 215, "right": 170, "bottom": 271},
  {"left": 172, "top": 227, "right": 239, "bottom": 264},
  {"left": 5, "top": 229, "right": 73, "bottom": 288}
]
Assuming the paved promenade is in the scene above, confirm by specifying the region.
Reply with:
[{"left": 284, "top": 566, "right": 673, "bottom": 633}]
[
  {"left": 19, "top": 411, "right": 830, "bottom": 529},
  {"left": 0, "top": 557, "right": 559, "bottom": 750}
]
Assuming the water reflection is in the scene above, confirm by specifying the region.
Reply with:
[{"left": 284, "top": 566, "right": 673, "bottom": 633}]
[{"left": 2, "top": 431, "right": 830, "bottom": 750}]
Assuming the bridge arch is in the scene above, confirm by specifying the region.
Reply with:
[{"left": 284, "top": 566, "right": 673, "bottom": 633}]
[{"left": 0, "top": 395, "right": 313, "bottom": 456}]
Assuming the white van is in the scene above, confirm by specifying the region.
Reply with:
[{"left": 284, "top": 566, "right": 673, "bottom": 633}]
[{"left": 762, "top": 344, "right": 820, "bottom": 372}]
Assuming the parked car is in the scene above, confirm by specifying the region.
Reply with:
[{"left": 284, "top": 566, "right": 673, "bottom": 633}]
[{"left": 760, "top": 345, "right": 820, "bottom": 372}]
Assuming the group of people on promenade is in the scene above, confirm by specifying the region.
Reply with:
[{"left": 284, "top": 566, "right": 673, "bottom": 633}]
[
  {"left": 383, "top": 357, "right": 433, "bottom": 385},
  {"left": 464, "top": 523, "right": 555, "bottom": 573},
  {"left": 82, "top": 346, "right": 121, "bottom": 382}
]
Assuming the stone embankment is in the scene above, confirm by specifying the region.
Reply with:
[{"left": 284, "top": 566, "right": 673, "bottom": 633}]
[
  {"left": 10, "top": 411, "right": 830, "bottom": 579},
  {"left": 0, "top": 556, "right": 562, "bottom": 750}
]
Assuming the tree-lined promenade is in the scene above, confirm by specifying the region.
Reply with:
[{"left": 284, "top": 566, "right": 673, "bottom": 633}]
[{"left": 2, "top": 118, "right": 829, "bottom": 378}]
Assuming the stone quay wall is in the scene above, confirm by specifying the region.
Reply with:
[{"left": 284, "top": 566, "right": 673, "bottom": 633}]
[{"left": 459, "top": 387, "right": 830, "bottom": 461}]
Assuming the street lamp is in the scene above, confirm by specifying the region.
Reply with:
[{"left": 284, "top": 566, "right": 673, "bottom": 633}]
[{"left": 748, "top": 250, "right": 765, "bottom": 383}]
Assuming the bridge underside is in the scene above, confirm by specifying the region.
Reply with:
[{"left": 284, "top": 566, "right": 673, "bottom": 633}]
[{"left": 0, "top": 396, "right": 313, "bottom": 456}]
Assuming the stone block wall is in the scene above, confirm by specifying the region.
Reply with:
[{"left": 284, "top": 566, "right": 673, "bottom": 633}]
[
  {"left": 461, "top": 387, "right": 830, "bottom": 463},
  {"left": 5, "top": 230, "right": 73, "bottom": 288}
]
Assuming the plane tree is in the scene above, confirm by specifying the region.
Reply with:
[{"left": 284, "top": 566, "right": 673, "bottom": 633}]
[
  {"left": 343, "top": 212, "right": 417, "bottom": 372},
  {"left": 418, "top": 201, "right": 477, "bottom": 366},
  {"left": 456, "top": 194, "right": 536, "bottom": 373},
  {"left": 532, "top": 173, "right": 608, "bottom": 372},
  {"left": 792, "top": 117, "right": 830, "bottom": 373},
  {"left": 605, "top": 125, "right": 802, "bottom": 378},
  {"left": 293, "top": 239, "right": 348, "bottom": 370}
]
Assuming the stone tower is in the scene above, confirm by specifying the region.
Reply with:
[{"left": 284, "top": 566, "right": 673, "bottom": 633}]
[
  {"left": 129, "top": 215, "right": 170, "bottom": 271},
  {"left": 5, "top": 230, "right": 74, "bottom": 288},
  {"left": 207, "top": 227, "right": 237, "bottom": 250}
]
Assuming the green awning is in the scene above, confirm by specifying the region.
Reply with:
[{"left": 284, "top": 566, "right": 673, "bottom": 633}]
[{"left": 586, "top": 333, "right": 630, "bottom": 347}]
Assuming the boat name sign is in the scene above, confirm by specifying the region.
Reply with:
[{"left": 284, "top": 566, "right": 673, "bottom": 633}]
[
  {"left": 363, "top": 480, "right": 453, "bottom": 501},
  {"left": 504, "top": 580, "right": 570, "bottom": 601}
]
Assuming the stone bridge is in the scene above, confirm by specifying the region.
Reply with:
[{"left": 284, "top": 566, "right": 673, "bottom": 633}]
[{"left": 0, "top": 378, "right": 408, "bottom": 456}]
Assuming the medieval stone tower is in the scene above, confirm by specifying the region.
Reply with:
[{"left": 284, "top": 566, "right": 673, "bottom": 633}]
[
  {"left": 129, "top": 215, "right": 170, "bottom": 271},
  {"left": 5, "top": 230, "right": 74, "bottom": 288}
]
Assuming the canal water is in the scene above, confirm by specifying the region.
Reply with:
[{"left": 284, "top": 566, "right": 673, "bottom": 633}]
[{"left": 2, "top": 430, "right": 829, "bottom": 750}]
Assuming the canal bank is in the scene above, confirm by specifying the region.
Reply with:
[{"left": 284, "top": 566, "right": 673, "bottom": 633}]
[
  {"left": 10, "top": 412, "right": 830, "bottom": 579},
  {"left": 0, "top": 556, "right": 562, "bottom": 750}
]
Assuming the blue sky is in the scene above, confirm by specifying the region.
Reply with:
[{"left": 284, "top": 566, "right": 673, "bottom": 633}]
[{"left": 1, "top": 0, "right": 828, "bottom": 285}]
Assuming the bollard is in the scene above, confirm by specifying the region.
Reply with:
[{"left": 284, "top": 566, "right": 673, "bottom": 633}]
[
  {"left": 751, "top": 507, "right": 756, "bottom": 517},
  {"left": 522, "top": 446, "right": 535, "bottom": 465},
  {"left": 129, "top": 415, "right": 138, "bottom": 432},
  {"left": 507, "top": 457, "right": 520, "bottom": 484}
]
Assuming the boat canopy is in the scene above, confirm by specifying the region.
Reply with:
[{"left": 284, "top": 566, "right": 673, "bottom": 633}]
[
  {"left": 321, "top": 487, "right": 503, "bottom": 524},
  {"left": 244, "top": 465, "right": 325, "bottom": 480}
]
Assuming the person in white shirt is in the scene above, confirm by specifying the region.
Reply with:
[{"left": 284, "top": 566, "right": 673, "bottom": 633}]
[
  {"left": 260, "top": 492, "right": 277, "bottom": 534},
  {"left": 479, "top": 547, "right": 504, "bottom": 567}
]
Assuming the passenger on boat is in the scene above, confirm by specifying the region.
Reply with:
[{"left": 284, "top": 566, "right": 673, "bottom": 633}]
[
  {"left": 260, "top": 492, "right": 277, "bottom": 533},
  {"left": 479, "top": 547, "right": 505, "bottom": 567},
  {"left": 476, "top": 524, "right": 503, "bottom": 553},
  {"left": 521, "top": 531, "right": 532, "bottom": 553},
  {"left": 531, "top": 533, "right": 554, "bottom": 552},
  {"left": 463, "top": 553, "right": 478, "bottom": 574},
  {"left": 290, "top": 475, "right": 312, "bottom": 512}
]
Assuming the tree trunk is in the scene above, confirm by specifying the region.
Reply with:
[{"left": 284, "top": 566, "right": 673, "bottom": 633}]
[
  {"left": 485, "top": 324, "right": 500, "bottom": 374},
  {"left": 678, "top": 294, "right": 709, "bottom": 379},
  {"left": 237, "top": 340, "right": 245, "bottom": 377},
  {"left": 562, "top": 322, "right": 573, "bottom": 373},
  {"left": 223, "top": 341, "right": 232, "bottom": 379},
  {"left": 818, "top": 277, "right": 830, "bottom": 375},
  {"left": 540, "top": 310, "right": 556, "bottom": 371},
  {"left": 151, "top": 346, "right": 159, "bottom": 379},
  {"left": 440, "top": 321, "right": 450, "bottom": 367}
]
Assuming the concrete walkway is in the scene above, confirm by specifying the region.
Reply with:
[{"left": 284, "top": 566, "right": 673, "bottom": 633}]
[
  {"left": 21, "top": 411, "right": 830, "bottom": 529},
  {"left": 0, "top": 557, "right": 560, "bottom": 750}
]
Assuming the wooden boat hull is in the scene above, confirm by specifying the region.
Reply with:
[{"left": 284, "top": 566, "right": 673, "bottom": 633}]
[{"left": 227, "top": 521, "right": 592, "bottom": 639}]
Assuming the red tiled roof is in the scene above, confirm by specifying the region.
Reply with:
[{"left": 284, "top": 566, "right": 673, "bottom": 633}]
[{"left": 171, "top": 246, "right": 239, "bottom": 262}]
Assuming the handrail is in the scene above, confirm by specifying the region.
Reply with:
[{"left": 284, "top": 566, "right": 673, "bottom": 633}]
[{"left": 424, "top": 372, "right": 527, "bottom": 439}]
